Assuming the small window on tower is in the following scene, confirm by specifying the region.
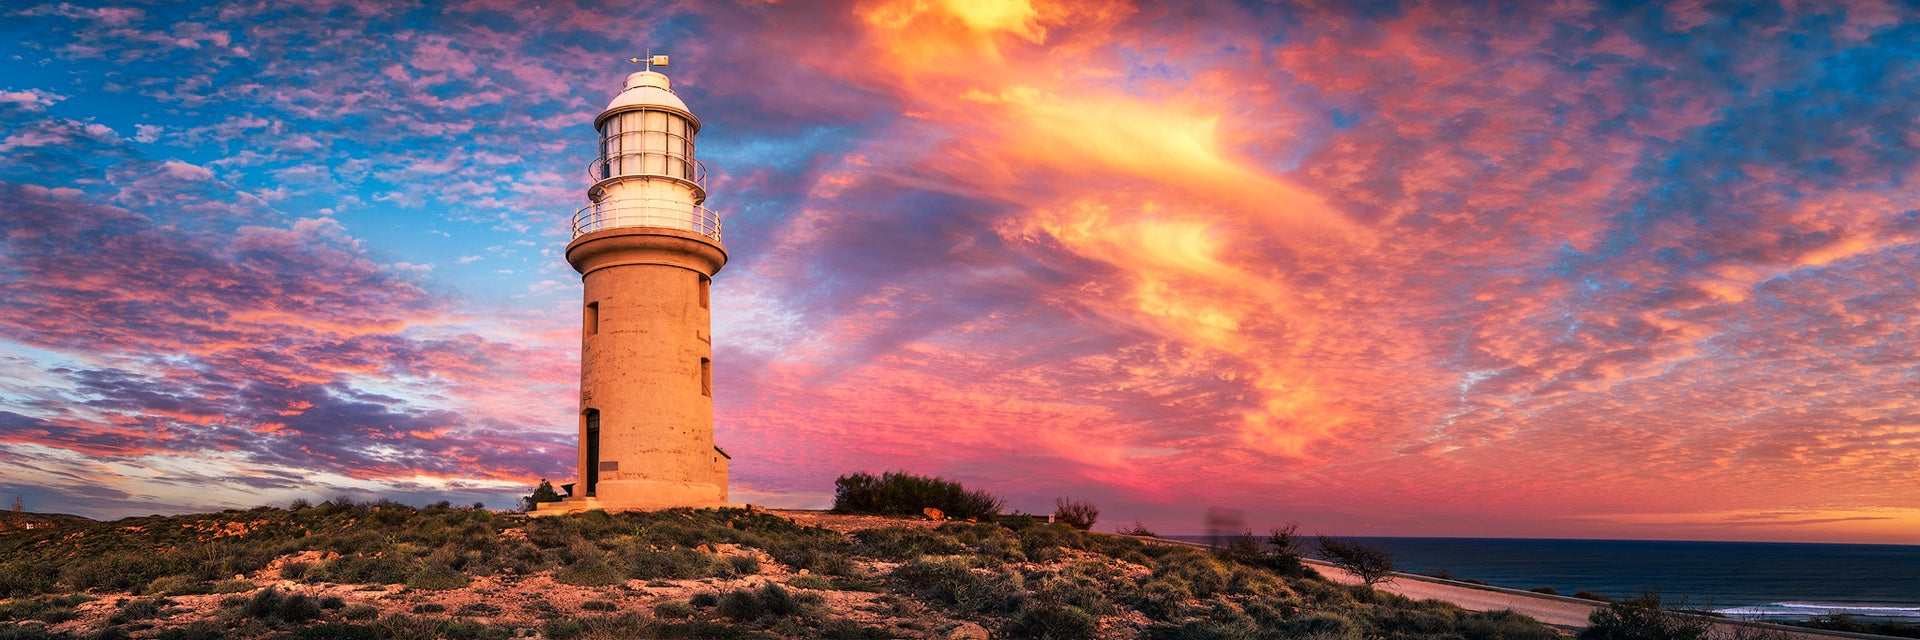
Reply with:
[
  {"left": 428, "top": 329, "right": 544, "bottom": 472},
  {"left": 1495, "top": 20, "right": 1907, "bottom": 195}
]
[
  {"left": 585, "top": 302, "right": 600, "bottom": 336},
  {"left": 699, "top": 275, "right": 710, "bottom": 310},
  {"left": 701, "top": 358, "right": 712, "bottom": 397}
]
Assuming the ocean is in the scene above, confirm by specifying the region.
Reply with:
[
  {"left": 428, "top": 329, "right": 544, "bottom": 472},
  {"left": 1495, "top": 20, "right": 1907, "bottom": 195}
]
[{"left": 1170, "top": 536, "right": 1920, "bottom": 623}]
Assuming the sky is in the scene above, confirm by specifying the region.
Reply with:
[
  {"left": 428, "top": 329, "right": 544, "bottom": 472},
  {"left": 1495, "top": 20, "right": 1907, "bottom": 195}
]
[{"left": 2, "top": 0, "right": 1918, "bottom": 544}]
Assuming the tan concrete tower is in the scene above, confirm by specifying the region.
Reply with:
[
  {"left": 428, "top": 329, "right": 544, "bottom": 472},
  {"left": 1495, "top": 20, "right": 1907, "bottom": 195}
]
[{"left": 539, "top": 59, "right": 731, "bottom": 514}]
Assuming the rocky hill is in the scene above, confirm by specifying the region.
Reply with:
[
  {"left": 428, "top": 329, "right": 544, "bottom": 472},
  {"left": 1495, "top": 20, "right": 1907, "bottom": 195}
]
[{"left": 0, "top": 502, "right": 1561, "bottom": 639}]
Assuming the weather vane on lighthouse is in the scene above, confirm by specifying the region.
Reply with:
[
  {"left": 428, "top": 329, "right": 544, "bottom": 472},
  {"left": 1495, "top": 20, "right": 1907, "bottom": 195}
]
[
  {"left": 535, "top": 53, "right": 735, "bottom": 515},
  {"left": 629, "top": 53, "right": 669, "bottom": 71}
]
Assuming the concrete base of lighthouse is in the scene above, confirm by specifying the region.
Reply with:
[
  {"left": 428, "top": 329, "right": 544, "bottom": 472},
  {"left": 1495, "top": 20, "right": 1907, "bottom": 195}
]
[{"left": 530, "top": 479, "right": 735, "bottom": 516}]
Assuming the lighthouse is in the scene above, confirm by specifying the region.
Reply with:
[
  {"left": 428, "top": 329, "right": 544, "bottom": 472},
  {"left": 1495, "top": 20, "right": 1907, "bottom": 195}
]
[{"left": 538, "top": 58, "right": 732, "bottom": 514}]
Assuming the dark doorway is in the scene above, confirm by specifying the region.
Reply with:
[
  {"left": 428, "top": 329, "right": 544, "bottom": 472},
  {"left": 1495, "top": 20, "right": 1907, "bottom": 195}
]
[{"left": 585, "top": 409, "right": 601, "bottom": 497}]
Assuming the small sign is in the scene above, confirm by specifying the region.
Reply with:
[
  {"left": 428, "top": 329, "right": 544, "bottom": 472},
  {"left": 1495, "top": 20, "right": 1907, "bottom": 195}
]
[{"left": 598, "top": 461, "right": 619, "bottom": 471}]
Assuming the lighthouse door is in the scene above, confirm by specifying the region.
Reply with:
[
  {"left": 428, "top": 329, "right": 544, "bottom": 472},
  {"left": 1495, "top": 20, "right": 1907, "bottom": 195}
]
[{"left": 585, "top": 410, "right": 601, "bottom": 497}]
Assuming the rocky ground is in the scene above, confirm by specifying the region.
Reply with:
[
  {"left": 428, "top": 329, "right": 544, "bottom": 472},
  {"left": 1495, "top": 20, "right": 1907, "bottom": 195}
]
[{"left": 0, "top": 504, "right": 1566, "bottom": 640}]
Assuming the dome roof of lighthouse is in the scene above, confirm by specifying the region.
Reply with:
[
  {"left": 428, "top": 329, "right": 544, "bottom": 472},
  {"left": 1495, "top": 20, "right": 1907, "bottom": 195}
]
[{"left": 599, "top": 71, "right": 699, "bottom": 129}]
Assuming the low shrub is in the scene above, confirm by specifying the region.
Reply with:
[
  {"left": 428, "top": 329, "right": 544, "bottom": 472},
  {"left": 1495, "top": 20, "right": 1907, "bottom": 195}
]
[
  {"left": 831, "top": 471, "right": 1003, "bottom": 521},
  {"left": 819, "top": 618, "right": 896, "bottom": 639},
  {"left": 851, "top": 528, "right": 966, "bottom": 561},
  {"left": 341, "top": 604, "right": 379, "bottom": 621},
  {"left": 1579, "top": 594, "right": 1712, "bottom": 640},
  {"left": 211, "top": 579, "right": 256, "bottom": 594},
  {"left": 891, "top": 557, "right": 1024, "bottom": 614},
  {"left": 716, "top": 583, "right": 814, "bottom": 622},
  {"left": 1003, "top": 602, "right": 1098, "bottom": 640},
  {"left": 1530, "top": 586, "right": 1560, "bottom": 595},
  {"left": 405, "top": 563, "right": 469, "bottom": 591},
  {"left": 580, "top": 600, "right": 617, "bottom": 612},
  {"left": 725, "top": 555, "right": 761, "bottom": 577},
  {"left": 243, "top": 587, "right": 321, "bottom": 623},
  {"left": 787, "top": 575, "right": 833, "bottom": 590},
  {"left": 143, "top": 574, "right": 209, "bottom": 596},
  {"left": 1280, "top": 612, "right": 1360, "bottom": 640},
  {"left": 1052, "top": 498, "right": 1099, "bottom": 531},
  {"left": 1315, "top": 536, "right": 1396, "bottom": 586},
  {"left": 315, "top": 554, "right": 414, "bottom": 586},
  {"left": 654, "top": 600, "right": 697, "bottom": 618},
  {"left": 1458, "top": 610, "right": 1561, "bottom": 640},
  {"left": 277, "top": 622, "right": 379, "bottom": 640},
  {"left": 108, "top": 597, "right": 171, "bottom": 624},
  {"left": 619, "top": 548, "right": 718, "bottom": 580}
]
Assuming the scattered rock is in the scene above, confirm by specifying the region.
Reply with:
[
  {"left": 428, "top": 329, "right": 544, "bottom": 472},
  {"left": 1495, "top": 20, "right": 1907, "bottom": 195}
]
[{"left": 947, "top": 621, "right": 990, "bottom": 640}]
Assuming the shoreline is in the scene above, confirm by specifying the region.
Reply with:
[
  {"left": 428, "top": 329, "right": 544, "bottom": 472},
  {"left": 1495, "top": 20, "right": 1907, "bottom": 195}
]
[{"left": 1117, "top": 533, "right": 1905, "bottom": 639}]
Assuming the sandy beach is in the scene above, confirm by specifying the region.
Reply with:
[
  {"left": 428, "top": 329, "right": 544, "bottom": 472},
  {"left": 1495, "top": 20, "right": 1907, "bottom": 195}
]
[{"left": 1307, "top": 559, "right": 1890, "bottom": 639}]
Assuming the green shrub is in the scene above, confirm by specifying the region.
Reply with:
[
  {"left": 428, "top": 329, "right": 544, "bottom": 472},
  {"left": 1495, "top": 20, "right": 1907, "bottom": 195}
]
[
  {"left": 1579, "top": 594, "right": 1712, "bottom": 640},
  {"left": 617, "top": 547, "right": 717, "bottom": 580},
  {"left": 891, "top": 557, "right": 1024, "bottom": 614},
  {"left": 1315, "top": 536, "right": 1396, "bottom": 586},
  {"left": 404, "top": 563, "right": 469, "bottom": 591},
  {"left": 1127, "top": 577, "right": 1191, "bottom": 620},
  {"left": 1003, "top": 602, "right": 1098, "bottom": 640},
  {"left": 1281, "top": 612, "right": 1360, "bottom": 640},
  {"left": 581, "top": 600, "right": 617, "bottom": 612},
  {"left": 211, "top": 579, "right": 256, "bottom": 593},
  {"left": 831, "top": 471, "right": 1003, "bottom": 520},
  {"left": 0, "top": 561, "right": 56, "bottom": 598},
  {"left": 0, "top": 598, "right": 49, "bottom": 622},
  {"left": 1052, "top": 498, "right": 1099, "bottom": 531},
  {"left": 412, "top": 603, "right": 446, "bottom": 614},
  {"left": 521, "top": 480, "right": 562, "bottom": 512},
  {"left": 243, "top": 587, "right": 322, "bottom": 623},
  {"left": 654, "top": 600, "right": 697, "bottom": 618},
  {"left": 143, "top": 574, "right": 210, "bottom": 596},
  {"left": 725, "top": 555, "right": 761, "bottom": 576},
  {"left": 765, "top": 536, "right": 857, "bottom": 576},
  {"left": 852, "top": 528, "right": 966, "bottom": 561},
  {"left": 108, "top": 597, "right": 171, "bottom": 624},
  {"left": 819, "top": 618, "right": 896, "bottom": 639},
  {"left": 277, "top": 622, "right": 379, "bottom": 640},
  {"left": 716, "top": 583, "right": 813, "bottom": 622},
  {"left": 787, "top": 575, "right": 833, "bottom": 590},
  {"left": 1459, "top": 610, "right": 1560, "bottom": 640},
  {"left": 341, "top": 604, "right": 379, "bottom": 621},
  {"left": 316, "top": 554, "right": 414, "bottom": 585},
  {"left": 688, "top": 592, "right": 719, "bottom": 608},
  {"left": 1530, "top": 586, "right": 1560, "bottom": 595},
  {"left": 153, "top": 620, "right": 227, "bottom": 640},
  {"left": 555, "top": 558, "right": 624, "bottom": 587}
]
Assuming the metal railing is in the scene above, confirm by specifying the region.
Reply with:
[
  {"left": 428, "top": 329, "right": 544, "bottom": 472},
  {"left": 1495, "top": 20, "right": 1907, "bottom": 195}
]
[
  {"left": 572, "top": 199, "right": 722, "bottom": 241},
  {"left": 588, "top": 150, "right": 707, "bottom": 188}
]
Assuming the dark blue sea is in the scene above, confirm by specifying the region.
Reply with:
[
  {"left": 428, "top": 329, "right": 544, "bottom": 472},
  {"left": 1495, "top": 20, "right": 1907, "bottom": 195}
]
[{"left": 1171, "top": 536, "right": 1920, "bottom": 623}]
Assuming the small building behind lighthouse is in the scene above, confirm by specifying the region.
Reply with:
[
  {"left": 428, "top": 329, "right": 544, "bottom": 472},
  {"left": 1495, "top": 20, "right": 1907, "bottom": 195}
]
[{"left": 538, "top": 57, "right": 732, "bottom": 514}]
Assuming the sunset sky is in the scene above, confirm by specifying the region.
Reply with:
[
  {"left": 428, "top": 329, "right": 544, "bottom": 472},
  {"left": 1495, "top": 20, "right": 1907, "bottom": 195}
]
[{"left": 3, "top": 0, "right": 1918, "bottom": 544}]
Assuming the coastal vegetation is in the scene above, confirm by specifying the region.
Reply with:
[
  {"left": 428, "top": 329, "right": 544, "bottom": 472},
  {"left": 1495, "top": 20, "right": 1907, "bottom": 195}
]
[
  {"left": 1050, "top": 499, "right": 1099, "bottom": 531},
  {"left": 0, "top": 492, "right": 1563, "bottom": 640},
  {"left": 1314, "top": 536, "right": 1398, "bottom": 587},
  {"left": 830, "top": 471, "right": 1004, "bottom": 521}
]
